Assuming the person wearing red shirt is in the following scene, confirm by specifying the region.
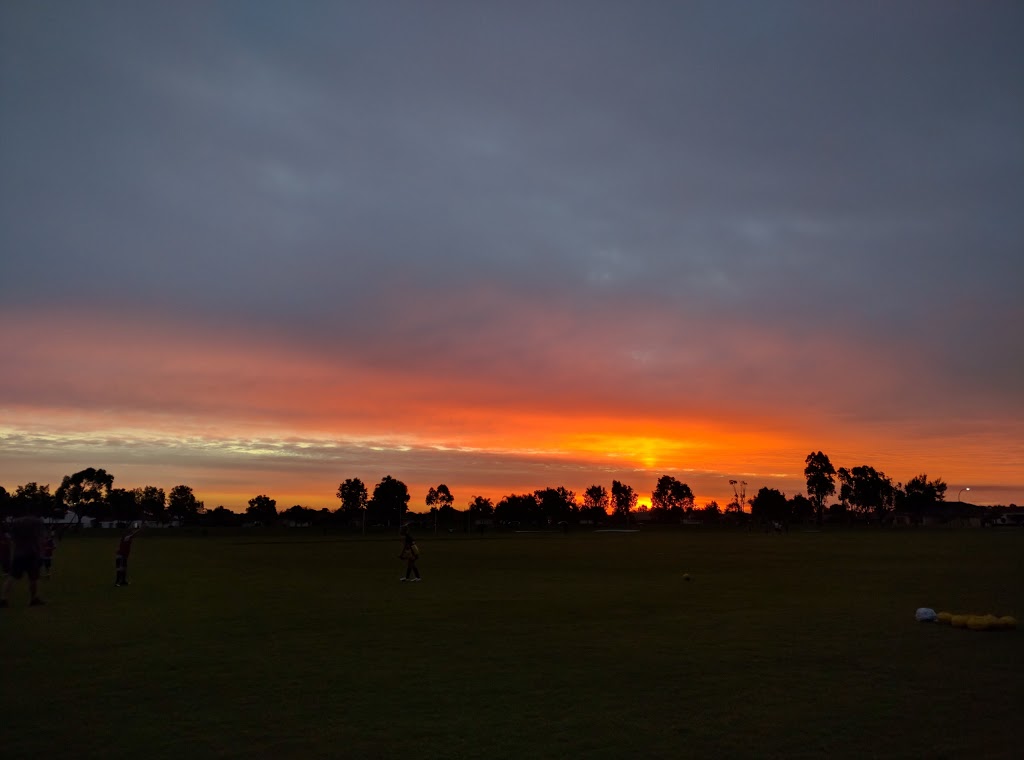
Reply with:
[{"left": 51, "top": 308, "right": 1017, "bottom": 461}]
[{"left": 115, "top": 524, "right": 143, "bottom": 587}]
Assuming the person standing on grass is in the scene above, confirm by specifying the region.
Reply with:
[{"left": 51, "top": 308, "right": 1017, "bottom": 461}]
[
  {"left": 40, "top": 528, "right": 56, "bottom": 579},
  {"left": 0, "top": 514, "right": 46, "bottom": 607},
  {"left": 1, "top": 521, "right": 12, "bottom": 583},
  {"left": 115, "top": 524, "right": 143, "bottom": 587},
  {"left": 398, "top": 526, "right": 421, "bottom": 582}
]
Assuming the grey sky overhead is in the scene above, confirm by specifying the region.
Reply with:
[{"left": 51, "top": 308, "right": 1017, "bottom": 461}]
[{"left": 2, "top": 1, "right": 1022, "bottom": 508}]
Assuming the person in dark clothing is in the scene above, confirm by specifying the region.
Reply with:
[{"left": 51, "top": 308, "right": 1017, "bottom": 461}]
[
  {"left": 398, "top": 526, "right": 421, "bottom": 582},
  {"left": 0, "top": 523, "right": 11, "bottom": 579},
  {"left": 1, "top": 515, "right": 46, "bottom": 607},
  {"left": 41, "top": 529, "right": 56, "bottom": 579}
]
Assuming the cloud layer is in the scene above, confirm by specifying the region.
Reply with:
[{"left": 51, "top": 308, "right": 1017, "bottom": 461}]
[{"left": 2, "top": 2, "right": 1022, "bottom": 507}]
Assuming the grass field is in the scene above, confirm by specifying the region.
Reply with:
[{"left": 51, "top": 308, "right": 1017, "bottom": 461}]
[{"left": 2, "top": 528, "right": 1022, "bottom": 759}]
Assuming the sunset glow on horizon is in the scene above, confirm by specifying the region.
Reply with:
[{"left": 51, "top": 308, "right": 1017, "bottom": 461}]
[
  {"left": 2, "top": 309, "right": 1020, "bottom": 512},
  {"left": 2, "top": 4, "right": 1022, "bottom": 513}
]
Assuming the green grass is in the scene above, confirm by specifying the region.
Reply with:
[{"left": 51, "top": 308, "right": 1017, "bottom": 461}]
[{"left": 3, "top": 529, "right": 1022, "bottom": 759}]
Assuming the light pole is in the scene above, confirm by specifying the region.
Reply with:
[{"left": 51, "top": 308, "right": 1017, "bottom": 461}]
[{"left": 958, "top": 487, "right": 970, "bottom": 502}]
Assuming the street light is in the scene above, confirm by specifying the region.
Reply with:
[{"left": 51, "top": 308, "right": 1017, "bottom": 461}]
[{"left": 958, "top": 487, "right": 971, "bottom": 502}]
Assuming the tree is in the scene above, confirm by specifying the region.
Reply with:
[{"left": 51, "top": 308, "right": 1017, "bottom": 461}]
[
  {"left": 494, "top": 493, "right": 540, "bottom": 526},
  {"left": 168, "top": 485, "right": 205, "bottom": 525},
  {"left": 837, "top": 465, "right": 896, "bottom": 520},
  {"left": 425, "top": 484, "right": 454, "bottom": 512},
  {"left": 337, "top": 478, "right": 369, "bottom": 531},
  {"left": 750, "top": 487, "right": 789, "bottom": 526},
  {"left": 107, "top": 488, "right": 141, "bottom": 523},
  {"left": 534, "top": 487, "right": 577, "bottom": 524},
  {"left": 467, "top": 495, "right": 494, "bottom": 531},
  {"left": 804, "top": 452, "right": 837, "bottom": 526},
  {"left": 582, "top": 485, "right": 609, "bottom": 523},
  {"left": 727, "top": 480, "right": 748, "bottom": 514},
  {"left": 701, "top": 501, "right": 721, "bottom": 522},
  {"left": 425, "top": 484, "right": 454, "bottom": 533},
  {"left": 246, "top": 494, "right": 278, "bottom": 524},
  {"left": 10, "top": 482, "right": 58, "bottom": 519},
  {"left": 898, "top": 474, "right": 947, "bottom": 521},
  {"left": 788, "top": 494, "right": 814, "bottom": 524},
  {"left": 368, "top": 476, "right": 409, "bottom": 529},
  {"left": 135, "top": 486, "right": 166, "bottom": 521},
  {"left": 56, "top": 467, "right": 114, "bottom": 525},
  {"left": 610, "top": 480, "right": 637, "bottom": 525},
  {"left": 282, "top": 505, "right": 315, "bottom": 524},
  {"left": 204, "top": 505, "right": 242, "bottom": 528},
  {"left": 651, "top": 476, "right": 695, "bottom": 522}
]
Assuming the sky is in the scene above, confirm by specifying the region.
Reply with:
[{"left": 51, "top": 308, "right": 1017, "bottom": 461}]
[{"left": 2, "top": 1, "right": 1022, "bottom": 512}]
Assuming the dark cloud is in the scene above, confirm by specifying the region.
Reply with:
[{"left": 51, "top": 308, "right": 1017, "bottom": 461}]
[{"left": 2, "top": 1, "right": 1022, "bottom": 428}]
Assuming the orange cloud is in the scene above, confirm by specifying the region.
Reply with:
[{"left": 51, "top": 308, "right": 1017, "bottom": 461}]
[{"left": 2, "top": 308, "right": 1021, "bottom": 510}]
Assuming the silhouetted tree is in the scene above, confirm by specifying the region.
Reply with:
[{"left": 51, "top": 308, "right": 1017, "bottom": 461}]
[
  {"left": 426, "top": 484, "right": 454, "bottom": 512},
  {"left": 107, "top": 488, "right": 141, "bottom": 523},
  {"left": 168, "top": 485, "right": 205, "bottom": 525},
  {"left": 610, "top": 480, "right": 637, "bottom": 526},
  {"left": 651, "top": 476, "right": 695, "bottom": 522},
  {"left": 246, "top": 494, "right": 278, "bottom": 524},
  {"left": 56, "top": 468, "right": 114, "bottom": 525},
  {"left": 727, "top": 479, "right": 748, "bottom": 514},
  {"left": 534, "top": 487, "right": 577, "bottom": 524},
  {"left": 466, "top": 495, "right": 494, "bottom": 531},
  {"left": 750, "top": 487, "right": 789, "bottom": 526},
  {"left": 495, "top": 493, "right": 540, "bottom": 526},
  {"left": 582, "top": 485, "right": 609, "bottom": 523},
  {"left": 314, "top": 508, "right": 333, "bottom": 526},
  {"left": 828, "top": 501, "right": 849, "bottom": 523},
  {"left": 282, "top": 505, "right": 315, "bottom": 524},
  {"left": 337, "top": 478, "right": 369, "bottom": 531},
  {"left": 804, "top": 451, "right": 837, "bottom": 526},
  {"left": 701, "top": 500, "right": 721, "bottom": 522},
  {"left": 135, "top": 486, "right": 166, "bottom": 521},
  {"left": 9, "top": 482, "right": 58, "bottom": 519},
  {"left": 838, "top": 466, "right": 896, "bottom": 520},
  {"left": 788, "top": 494, "right": 814, "bottom": 524},
  {"left": 897, "top": 474, "right": 947, "bottom": 521},
  {"left": 368, "top": 475, "right": 409, "bottom": 529},
  {"left": 204, "top": 505, "right": 242, "bottom": 527},
  {"left": 425, "top": 484, "right": 454, "bottom": 533}
]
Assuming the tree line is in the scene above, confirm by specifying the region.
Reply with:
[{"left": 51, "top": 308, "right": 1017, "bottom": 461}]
[{"left": 0, "top": 452, "right": 996, "bottom": 531}]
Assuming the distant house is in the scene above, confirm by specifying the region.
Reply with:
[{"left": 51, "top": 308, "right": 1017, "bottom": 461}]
[
  {"left": 43, "top": 514, "right": 178, "bottom": 529},
  {"left": 991, "top": 511, "right": 1024, "bottom": 527},
  {"left": 890, "top": 512, "right": 937, "bottom": 527}
]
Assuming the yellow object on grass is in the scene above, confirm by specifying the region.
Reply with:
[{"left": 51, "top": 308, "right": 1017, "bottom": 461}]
[{"left": 967, "top": 615, "right": 991, "bottom": 631}]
